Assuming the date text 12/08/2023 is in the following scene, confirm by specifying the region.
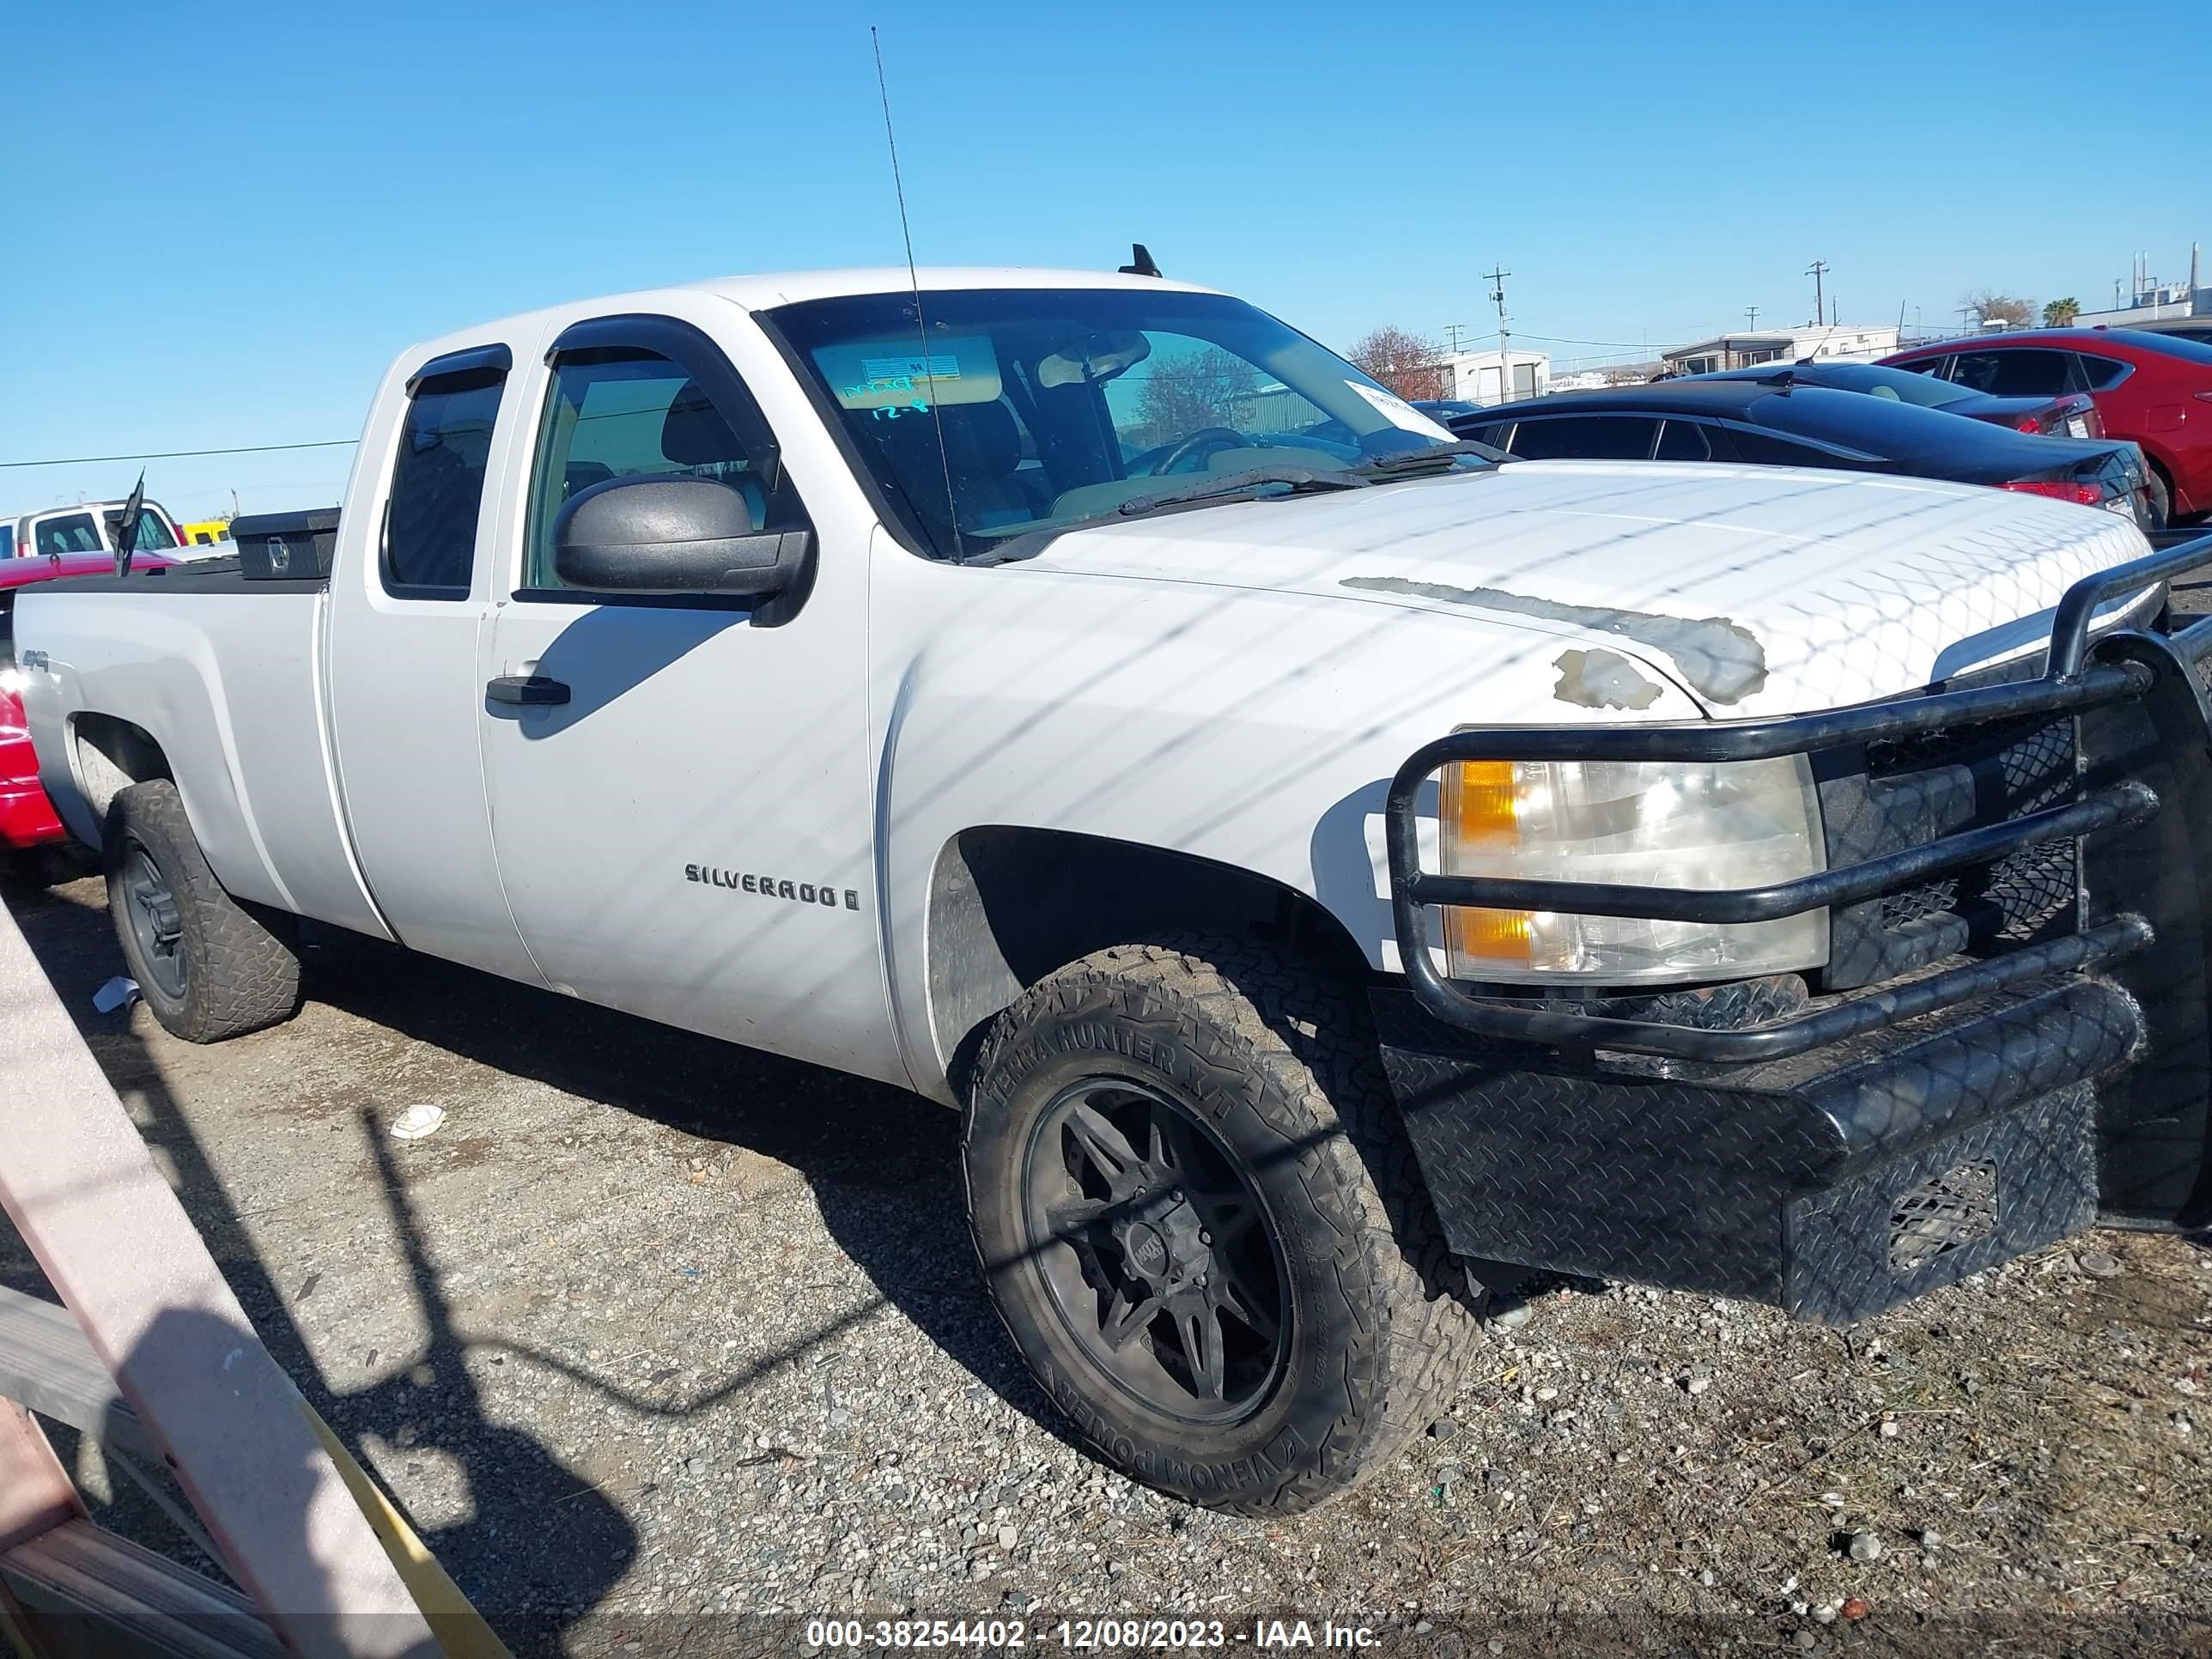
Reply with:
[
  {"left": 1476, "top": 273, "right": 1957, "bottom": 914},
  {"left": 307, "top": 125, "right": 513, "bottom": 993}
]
[{"left": 801, "top": 1619, "right": 1384, "bottom": 1650}]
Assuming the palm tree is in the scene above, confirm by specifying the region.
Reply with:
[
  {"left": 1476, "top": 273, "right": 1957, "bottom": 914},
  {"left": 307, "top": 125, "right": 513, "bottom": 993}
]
[{"left": 2043, "top": 297, "right": 2081, "bottom": 327}]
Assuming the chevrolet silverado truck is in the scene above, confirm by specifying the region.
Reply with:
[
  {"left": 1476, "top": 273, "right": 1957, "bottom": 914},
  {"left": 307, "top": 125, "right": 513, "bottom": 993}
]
[{"left": 16, "top": 266, "right": 2212, "bottom": 1515}]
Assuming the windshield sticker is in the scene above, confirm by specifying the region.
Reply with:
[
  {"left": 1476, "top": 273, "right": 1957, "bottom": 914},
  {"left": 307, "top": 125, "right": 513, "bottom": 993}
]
[
  {"left": 814, "top": 336, "right": 1004, "bottom": 410},
  {"left": 1345, "top": 380, "right": 1454, "bottom": 440}
]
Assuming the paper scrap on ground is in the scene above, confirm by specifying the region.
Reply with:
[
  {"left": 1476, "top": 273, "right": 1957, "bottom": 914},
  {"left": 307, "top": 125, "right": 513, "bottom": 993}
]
[
  {"left": 92, "top": 976, "right": 140, "bottom": 1013},
  {"left": 389, "top": 1103, "right": 446, "bottom": 1140}
]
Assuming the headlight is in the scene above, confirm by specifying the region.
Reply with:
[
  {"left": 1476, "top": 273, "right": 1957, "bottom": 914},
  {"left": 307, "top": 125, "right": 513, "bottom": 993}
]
[{"left": 1439, "top": 754, "right": 1826, "bottom": 985}]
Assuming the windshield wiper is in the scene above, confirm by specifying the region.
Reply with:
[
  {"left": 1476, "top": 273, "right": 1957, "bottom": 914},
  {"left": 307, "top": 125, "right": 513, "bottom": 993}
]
[
  {"left": 1116, "top": 464, "right": 1368, "bottom": 518},
  {"left": 1352, "top": 441, "right": 1503, "bottom": 477}
]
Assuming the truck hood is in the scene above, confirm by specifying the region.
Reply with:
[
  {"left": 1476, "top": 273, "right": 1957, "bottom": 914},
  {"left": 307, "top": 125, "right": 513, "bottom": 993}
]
[{"left": 1018, "top": 459, "right": 2152, "bottom": 717}]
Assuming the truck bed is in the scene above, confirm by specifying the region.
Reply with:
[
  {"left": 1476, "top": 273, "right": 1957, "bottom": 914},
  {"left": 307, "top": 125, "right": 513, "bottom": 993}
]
[
  {"left": 15, "top": 577, "right": 388, "bottom": 941},
  {"left": 32, "top": 556, "right": 327, "bottom": 597}
]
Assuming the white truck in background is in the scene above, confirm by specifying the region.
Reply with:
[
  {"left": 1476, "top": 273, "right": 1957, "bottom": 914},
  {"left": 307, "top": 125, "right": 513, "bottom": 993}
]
[{"left": 16, "top": 264, "right": 2212, "bottom": 1512}]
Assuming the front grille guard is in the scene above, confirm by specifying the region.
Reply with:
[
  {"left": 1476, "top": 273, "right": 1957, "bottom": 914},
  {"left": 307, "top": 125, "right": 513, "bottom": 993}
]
[{"left": 1385, "top": 532, "right": 2212, "bottom": 1063}]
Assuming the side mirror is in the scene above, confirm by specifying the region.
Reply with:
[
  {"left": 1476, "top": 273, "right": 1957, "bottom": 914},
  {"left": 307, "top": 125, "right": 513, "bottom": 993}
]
[{"left": 552, "top": 475, "right": 811, "bottom": 600}]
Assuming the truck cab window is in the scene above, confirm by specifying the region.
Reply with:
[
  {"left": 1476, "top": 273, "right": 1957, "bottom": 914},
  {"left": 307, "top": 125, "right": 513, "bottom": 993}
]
[
  {"left": 523, "top": 353, "right": 773, "bottom": 592},
  {"left": 130, "top": 511, "right": 178, "bottom": 551},
  {"left": 384, "top": 368, "right": 504, "bottom": 599},
  {"left": 34, "top": 514, "right": 102, "bottom": 557}
]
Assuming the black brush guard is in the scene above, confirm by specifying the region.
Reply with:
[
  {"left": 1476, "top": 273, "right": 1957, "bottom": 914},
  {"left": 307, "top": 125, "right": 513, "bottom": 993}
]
[{"left": 1378, "top": 532, "right": 2212, "bottom": 1320}]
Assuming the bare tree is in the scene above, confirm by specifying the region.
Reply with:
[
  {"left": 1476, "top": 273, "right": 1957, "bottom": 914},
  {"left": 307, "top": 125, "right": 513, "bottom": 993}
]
[
  {"left": 1961, "top": 289, "right": 2034, "bottom": 330},
  {"left": 2042, "top": 296, "right": 2081, "bottom": 327},
  {"left": 1130, "top": 347, "right": 1263, "bottom": 450},
  {"left": 1348, "top": 325, "right": 1446, "bottom": 401}
]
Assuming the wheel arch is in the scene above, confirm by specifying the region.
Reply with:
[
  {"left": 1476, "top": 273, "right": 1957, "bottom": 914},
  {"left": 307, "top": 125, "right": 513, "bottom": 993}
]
[
  {"left": 921, "top": 824, "right": 1373, "bottom": 1102},
  {"left": 68, "top": 711, "right": 174, "bottom": 840}
]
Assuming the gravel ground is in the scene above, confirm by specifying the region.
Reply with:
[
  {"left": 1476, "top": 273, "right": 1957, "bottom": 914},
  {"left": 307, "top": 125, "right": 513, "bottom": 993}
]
[{"left": 3, "top": 871, "right": 2208, "bottom": 1658}]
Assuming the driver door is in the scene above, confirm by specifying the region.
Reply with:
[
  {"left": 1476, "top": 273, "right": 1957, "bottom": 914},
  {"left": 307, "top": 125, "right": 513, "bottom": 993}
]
[{"left": 474, "top": 307, "right": 893, "bottom": 1079}]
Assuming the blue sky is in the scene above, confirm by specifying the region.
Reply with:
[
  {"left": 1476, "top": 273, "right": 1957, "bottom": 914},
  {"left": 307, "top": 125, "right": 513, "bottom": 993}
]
[{"left": 5, "top": 0, "right": 2206, "bottom": 522}]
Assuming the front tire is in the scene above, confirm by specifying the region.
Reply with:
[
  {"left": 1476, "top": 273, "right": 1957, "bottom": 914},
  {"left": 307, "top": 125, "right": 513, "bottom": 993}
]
[
  {"left": 103, "top": 781, "right": 300, "bottom": 1042},
  {"left": 962, "top": 939, "right": 1473, "bottom": 1514}
]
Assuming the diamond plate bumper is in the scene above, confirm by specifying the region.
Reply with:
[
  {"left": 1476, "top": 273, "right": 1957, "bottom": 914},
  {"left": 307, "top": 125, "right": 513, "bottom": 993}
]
[
  {"left": 1377, "top": 532, "right": 2212, "bottom": 1320},
  {"left": 1374, "top": 973, "right": 2131, "bottom": 1322}
]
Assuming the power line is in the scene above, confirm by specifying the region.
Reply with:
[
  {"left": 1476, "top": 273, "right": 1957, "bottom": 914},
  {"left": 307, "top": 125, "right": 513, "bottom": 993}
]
[{"left": 0, "top": 438, "right": 358, "bottom": 471}]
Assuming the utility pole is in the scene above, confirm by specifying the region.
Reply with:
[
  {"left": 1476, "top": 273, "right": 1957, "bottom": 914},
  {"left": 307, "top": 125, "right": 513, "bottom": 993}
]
[
  {"left": 1486, "top": 265, "right": 1511, "bottom": 404},
  {"left": 1805, "top": 259, "right": 1828, "bottom": 326},
  {"left": 1745, "top": 305, "right": 1759, "bottom": 332},
  {"left": 1440, "top": 322, "right": 1472, "bottom": 355}
]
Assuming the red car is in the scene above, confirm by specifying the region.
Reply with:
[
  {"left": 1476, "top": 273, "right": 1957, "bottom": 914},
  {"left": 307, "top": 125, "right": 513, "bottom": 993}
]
[
  {"left": 1, "top": 552, "right": 175, "bottom": 855},
  {"left": 1881, "top": 328, "right": 2212, "bottom": 521}
]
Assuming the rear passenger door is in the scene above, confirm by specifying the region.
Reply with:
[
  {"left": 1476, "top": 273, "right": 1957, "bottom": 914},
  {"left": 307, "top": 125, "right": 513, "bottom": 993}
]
[{"left": 324, "top": 344, "right": 538, "bottom": 981}]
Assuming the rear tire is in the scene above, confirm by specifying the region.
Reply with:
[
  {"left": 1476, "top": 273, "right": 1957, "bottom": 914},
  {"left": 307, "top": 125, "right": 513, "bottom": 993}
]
[
  {"left": 2146, "top": 466, "right": 2172, "bottom": 531},
  {"left": 103, "top": 781, "right": 300, "bottom": 1042},
  {"left": 962, "top": 937, "right": 1474, "bottom": 1514}
]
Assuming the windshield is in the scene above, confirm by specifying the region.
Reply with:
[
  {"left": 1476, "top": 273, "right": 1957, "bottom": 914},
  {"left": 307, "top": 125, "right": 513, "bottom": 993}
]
[{"left": 766, "top": 287, "right": 1468, "bottom": 560}]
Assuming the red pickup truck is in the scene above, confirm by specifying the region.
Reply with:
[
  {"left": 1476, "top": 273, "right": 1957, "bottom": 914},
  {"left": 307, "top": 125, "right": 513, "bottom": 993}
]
[{"left": 1, "top": 552, "right": 173, "bottom": 855}]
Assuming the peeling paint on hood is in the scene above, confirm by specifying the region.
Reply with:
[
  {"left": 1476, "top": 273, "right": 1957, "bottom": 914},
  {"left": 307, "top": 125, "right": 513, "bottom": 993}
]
[
  {"left": 1341, "top": 575, "right": 1765, "bottom": 704},
  {"left": 1552, "top": 647, "right": 1667, "bottom": 710},
  {"left": 1016, "top": 459, "right": 2154, "bottom": 715}
]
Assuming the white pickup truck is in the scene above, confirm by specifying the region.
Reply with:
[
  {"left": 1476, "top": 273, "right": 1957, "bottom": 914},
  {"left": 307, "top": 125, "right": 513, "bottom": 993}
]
[{"left": 17, "top": 266, "right": 2212, "bottom": 1514}]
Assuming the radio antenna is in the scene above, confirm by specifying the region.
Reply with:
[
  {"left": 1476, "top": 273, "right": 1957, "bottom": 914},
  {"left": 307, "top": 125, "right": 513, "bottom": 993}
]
[{"left": 872, "top": 27, "right": 963, "bottom": 560}]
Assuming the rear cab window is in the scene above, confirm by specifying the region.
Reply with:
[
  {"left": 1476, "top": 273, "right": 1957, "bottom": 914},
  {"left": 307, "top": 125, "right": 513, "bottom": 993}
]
[
  {"left": 33, "top": 513, "right": 102, "bottom": 557},
  {"left": 382, "top": 348, "right": 510, "bottom": 600}
]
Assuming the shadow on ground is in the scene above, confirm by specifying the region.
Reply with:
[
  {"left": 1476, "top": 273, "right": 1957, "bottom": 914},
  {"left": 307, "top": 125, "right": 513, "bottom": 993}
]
[{"left": 0, "top": 869, "right": 1067, "bottom": 1649}]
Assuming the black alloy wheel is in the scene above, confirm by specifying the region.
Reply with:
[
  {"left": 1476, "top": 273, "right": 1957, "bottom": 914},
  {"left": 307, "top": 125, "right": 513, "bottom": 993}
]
[
  {"left": 1021, "top": 1077, "right": 1289, "bottom": 1425},
  {"left": 119, "top": 837, "right": 189, "bottom": 1000}
]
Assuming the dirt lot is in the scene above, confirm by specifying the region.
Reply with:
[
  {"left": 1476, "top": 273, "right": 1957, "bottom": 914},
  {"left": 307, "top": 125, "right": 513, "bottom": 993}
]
[{"left": 3, "top": 869, "right": 2208, "bottom": 1658}]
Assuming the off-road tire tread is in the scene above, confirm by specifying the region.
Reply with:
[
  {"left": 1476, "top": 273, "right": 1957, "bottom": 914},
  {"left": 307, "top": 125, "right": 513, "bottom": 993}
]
[
  {"left": 105, "top": 781, "right": 300, "bottom": 1043},
  {"left": 963, "top": 934, "right": 1474, "bottom": 1515}
]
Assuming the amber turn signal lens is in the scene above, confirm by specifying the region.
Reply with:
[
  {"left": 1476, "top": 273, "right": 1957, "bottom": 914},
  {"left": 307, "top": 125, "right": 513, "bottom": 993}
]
[{"left": 1439, "top": 759, "right": 1532, "bottom": 966}]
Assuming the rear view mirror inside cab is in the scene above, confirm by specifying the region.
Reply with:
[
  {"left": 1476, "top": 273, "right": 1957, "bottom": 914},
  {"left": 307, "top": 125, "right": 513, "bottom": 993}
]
[
  {"left": 813, "top": 335, "right": 1003, "bottom": 412},
  {"left": 1035, "top": 330, "right": 1152, "bottom": 388}
]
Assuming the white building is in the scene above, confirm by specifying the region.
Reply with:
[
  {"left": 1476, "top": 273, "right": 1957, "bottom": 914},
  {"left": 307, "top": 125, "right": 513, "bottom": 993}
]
[
  {"left": 2074, "top": 243, "right": 2208, "bottom": 329},
  {"left": 1662, "top": 324, "right": 1900, "bottom": 376},
  {"left": 1436, "top": 348, "right": 1550, "bottom": 405}
]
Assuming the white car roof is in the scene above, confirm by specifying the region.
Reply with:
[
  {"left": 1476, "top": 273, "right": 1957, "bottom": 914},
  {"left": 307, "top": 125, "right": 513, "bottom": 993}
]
[
  {"left": 684, "top": 265, "right": 1221, "bottom": 308},
  {"left": 408, "top": 267, "right": 1225, "bottom": 368}
]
